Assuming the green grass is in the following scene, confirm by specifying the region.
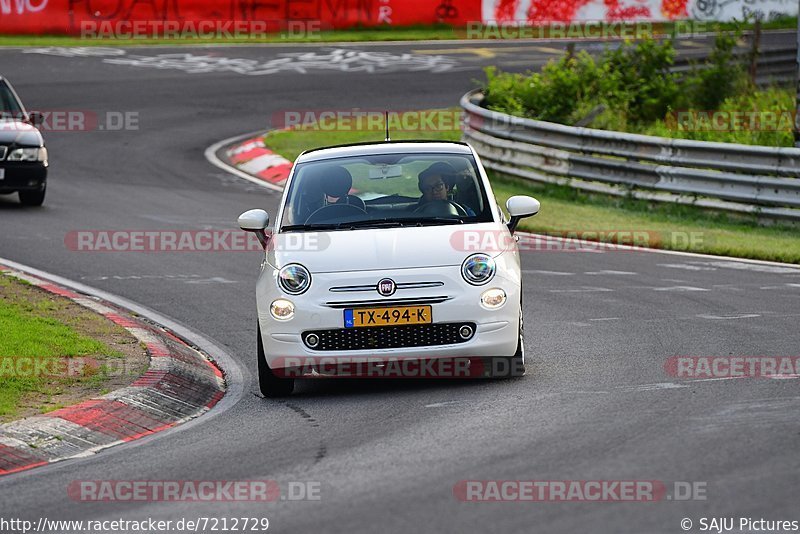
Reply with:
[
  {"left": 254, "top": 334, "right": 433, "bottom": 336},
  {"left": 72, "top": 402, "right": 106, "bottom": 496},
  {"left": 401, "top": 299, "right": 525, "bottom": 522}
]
[
  {"left": 263, "top": 109, "right": 800, "bottom": 264},
  {"left": 0, "top": 276, "right": 121, "bottom": 418},
  {"left": 264, "top": 109, "right": 463, "bottom": 160},
  {"left": 491, "top": 177, "right": 800, "bottom": 263},
  {"left": 640, "top": 86, "right": 796, "bottom": 147},
  {"left": 0, "top": 17, "right": 793, "bottom": 46}
]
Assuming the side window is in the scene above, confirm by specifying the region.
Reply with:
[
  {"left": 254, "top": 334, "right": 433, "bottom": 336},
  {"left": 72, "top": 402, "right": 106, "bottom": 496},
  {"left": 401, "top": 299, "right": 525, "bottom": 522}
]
[{"left": 0, "top": 82, "right": 22, "bottom": 116}]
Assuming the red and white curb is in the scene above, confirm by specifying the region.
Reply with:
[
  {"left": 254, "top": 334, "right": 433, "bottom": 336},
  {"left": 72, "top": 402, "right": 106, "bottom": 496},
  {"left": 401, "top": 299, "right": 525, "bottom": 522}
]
[
  {"left": 0, "top": 264, "right": 226, "bottom": 476},
  {"left": 224, "top": 135, "right": 292, "bottom": 186}
]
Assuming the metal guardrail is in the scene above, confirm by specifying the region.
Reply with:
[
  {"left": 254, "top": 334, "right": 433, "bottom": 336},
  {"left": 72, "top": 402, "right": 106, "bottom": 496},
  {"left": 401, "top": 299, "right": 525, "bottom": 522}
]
[
  {"left": 461, "top": 70, "right": 800, "bottom": 221},
  {"left": 671, "top": 46, "right": 797, "bottom": 87}
]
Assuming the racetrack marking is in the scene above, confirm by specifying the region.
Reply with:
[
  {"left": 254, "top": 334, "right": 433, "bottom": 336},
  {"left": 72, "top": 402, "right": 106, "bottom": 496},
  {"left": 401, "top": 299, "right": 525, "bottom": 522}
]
[
  {"left": 81, "top": 274, "right": 238, "bottom": 283},
  {"left": 652, "top": 286, "right": 709, "bottom": 292},
  {"left": 412, "top": 45, "right": 564, "bottom": 59},
  {"left": 687, "top": 376, "right": 749, "bottom": 383},
  {"left": 588, "top": 317, "right": 621, "bottom": 322},
  {"left": 703, "top": 261, "right": 800, "bottom": 274},
  {"left": 548, "top": 287, "right": 613, "bottom": 293},
  {"left": 759, "top": 283, "right": 800, "bottom": 290},
  {"left": 710, "top": 284, "right": 745, "bottom": 291},
  {"left": 583, "top": 270, "right": 637, "bottom": 275},
  {"left": 425, "top": 401, "right": 463, "bottom": 408},
  {"left": 182, "top": 277, "right": 238, "bottom": 285},
  {"left": 522, "top": 269, "right": 575, "bottom": 276},
  {"left": 617, "top": 382, "right": 689, "bottom": 391},
  {"left": 659, "top": 263, "right": 717, "bottom": 271},
  {"left": 27, "top": 48, "right": 461, "bottom": 76},
  {"left": 696, "top": 313, "right": 761, "bottom": 320}
]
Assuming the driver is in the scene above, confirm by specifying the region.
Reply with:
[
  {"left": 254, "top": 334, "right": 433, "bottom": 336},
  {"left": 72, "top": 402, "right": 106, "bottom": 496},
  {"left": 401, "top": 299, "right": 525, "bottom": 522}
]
[
  {"left": 417, "top": 162, "right": 474, "bottom": 215},
  {"left": 418, "top": 162, "right": 452, "bottom": 204}
]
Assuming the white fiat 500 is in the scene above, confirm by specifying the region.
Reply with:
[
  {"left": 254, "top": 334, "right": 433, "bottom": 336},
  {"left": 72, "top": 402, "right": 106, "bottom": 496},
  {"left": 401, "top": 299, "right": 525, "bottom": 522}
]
[{"left": 239, "top": 141, "right": 540, "bottom": 396}]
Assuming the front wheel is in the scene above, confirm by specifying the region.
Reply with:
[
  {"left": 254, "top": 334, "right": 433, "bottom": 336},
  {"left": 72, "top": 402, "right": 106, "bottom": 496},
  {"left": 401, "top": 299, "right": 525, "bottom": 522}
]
[
  {"left": 257, "top": 323, "right": 294, "bottom": 397},
  {"left": 19, "top": 186, "right": 46, "bottom": 207}
]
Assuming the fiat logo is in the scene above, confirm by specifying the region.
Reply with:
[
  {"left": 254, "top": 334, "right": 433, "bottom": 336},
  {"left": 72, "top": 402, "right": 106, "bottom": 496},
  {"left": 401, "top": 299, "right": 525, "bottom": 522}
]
[{"left": 377, "top": 278, "right": 396, "bottom": 296}]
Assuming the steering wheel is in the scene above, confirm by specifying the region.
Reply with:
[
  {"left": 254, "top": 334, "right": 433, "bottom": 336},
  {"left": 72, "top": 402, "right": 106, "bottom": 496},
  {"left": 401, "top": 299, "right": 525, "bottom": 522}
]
[
  {"left": 305, "top": 203, "right": 366, "bottom": 224},
  {"left": 412, "top": 199, "right": 468, "bottom": 217}
]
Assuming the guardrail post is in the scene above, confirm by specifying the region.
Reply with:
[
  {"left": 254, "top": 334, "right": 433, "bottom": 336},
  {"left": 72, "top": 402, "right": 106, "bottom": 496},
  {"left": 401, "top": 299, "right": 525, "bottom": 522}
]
[{"left": 748, "top": 16, "right": 761, "bottom": 85}]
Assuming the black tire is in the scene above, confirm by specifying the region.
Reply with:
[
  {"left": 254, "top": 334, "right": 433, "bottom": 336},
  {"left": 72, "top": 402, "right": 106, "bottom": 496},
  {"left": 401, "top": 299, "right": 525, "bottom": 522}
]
[
  {"left": 19, "top": 186, "right": 46, "bottom": 207},
  {"left": 257, "top": 323, "right": 294, "bottom": 397}
]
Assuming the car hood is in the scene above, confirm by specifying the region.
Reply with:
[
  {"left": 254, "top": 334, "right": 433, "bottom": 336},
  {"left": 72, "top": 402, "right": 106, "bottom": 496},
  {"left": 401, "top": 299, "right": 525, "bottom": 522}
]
[
  {"left": 268, "top": 222, "right": 513, "bottom": 272},
  {"left": 0, "top": 120, "right": 43, "bottom": 147}
]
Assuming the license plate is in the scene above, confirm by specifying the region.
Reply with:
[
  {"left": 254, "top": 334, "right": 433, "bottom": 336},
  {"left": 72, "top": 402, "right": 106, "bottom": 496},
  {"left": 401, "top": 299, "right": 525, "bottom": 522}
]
[{"left": 344, "top": 306, "right": 432, "bottom": 328}]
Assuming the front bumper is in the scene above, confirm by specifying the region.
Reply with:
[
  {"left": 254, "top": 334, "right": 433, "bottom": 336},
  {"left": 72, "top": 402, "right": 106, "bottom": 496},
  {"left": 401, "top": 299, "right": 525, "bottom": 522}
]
[
  {"left": 256, "top": 263, "right": 521, "bottom": 370},
  {"left": 0, "top": 162, "right": 47, "bottom": 193}
]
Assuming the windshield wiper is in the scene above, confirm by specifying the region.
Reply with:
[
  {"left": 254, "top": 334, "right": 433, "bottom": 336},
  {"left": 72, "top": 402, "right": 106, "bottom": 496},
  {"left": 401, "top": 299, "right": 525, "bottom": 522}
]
[
  {"left": 341, "top": 219, "right": 405, "bottom": 229},
  {"left": 281, "top": 217, "right": 463, "bottom": 232},
  {"left": 281, "top": 220, "right": 403, "bottom": 232},
  {"left": 398, "top": 217, "right": 464, "bottom": 226},
  {"left": 281, "top": 223, "right": 347, "bottom": 232},
  {"left": 333, "top": 218, "right": 463, "bottom": 228}
]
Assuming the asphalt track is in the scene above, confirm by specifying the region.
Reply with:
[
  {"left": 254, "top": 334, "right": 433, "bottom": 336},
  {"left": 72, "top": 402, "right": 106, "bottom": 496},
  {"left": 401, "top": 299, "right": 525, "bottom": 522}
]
[{"left": 0, "top": 33, "right": 799, "bottom": 533}]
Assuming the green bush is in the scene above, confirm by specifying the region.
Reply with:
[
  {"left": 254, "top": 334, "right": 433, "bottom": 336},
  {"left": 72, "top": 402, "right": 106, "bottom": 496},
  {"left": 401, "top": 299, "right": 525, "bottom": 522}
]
[
  {"left": 682, "top": 29, "right": 748, "bottom": 110},
  {"left": 484, "top": 37, "right": 681, "bottom": 127},
  {"left": 645, "top": 86, "right": 795, "bottom": 146},
  {"left": 481, "top": 26, "right": 792, "bottom": 147}
]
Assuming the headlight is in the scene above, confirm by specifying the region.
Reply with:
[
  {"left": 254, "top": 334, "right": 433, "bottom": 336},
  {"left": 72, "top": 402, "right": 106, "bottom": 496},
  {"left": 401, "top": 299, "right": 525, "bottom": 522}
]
[
  {"left": 7, "top": 147, "right": 40, "bottom": 162},
  {"left": 270, "top": 299, "right": 295, "bottom": 320},
  {"left": 461, "top": 254, "right": 496, "bottom": 285},
  {"left": 278, "top": 264, "right": 311, "bottom": 295}
]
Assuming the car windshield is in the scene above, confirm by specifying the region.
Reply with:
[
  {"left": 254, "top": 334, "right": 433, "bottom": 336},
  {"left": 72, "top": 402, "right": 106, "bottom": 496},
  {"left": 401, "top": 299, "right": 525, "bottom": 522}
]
[
  {"left": 280, "top": 151, "right": 493, "bottom": 230},
  {"left": 0, "top": 81, "right": 24, "bottom": 121}
]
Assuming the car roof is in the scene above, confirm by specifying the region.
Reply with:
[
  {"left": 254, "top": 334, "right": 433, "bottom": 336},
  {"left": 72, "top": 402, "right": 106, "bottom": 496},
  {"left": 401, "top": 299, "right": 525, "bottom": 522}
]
[{"left": 295, "top": 141, "right": 473, "bottom": 164}]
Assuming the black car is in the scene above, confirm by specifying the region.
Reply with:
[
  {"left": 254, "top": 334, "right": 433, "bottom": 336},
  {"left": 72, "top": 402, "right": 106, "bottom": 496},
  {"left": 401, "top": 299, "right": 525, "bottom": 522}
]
[{"left": 0, "top": 76, "right": 48, "bottom": 206}]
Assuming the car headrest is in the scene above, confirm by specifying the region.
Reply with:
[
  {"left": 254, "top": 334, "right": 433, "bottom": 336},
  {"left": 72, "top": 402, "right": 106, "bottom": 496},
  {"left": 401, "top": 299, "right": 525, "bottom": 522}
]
[{"left": 321, "top": 167, "right": 353, "bottom": 198}]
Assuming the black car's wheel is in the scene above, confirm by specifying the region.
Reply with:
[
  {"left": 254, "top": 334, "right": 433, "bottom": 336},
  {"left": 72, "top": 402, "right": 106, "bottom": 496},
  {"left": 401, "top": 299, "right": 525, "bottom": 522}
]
[
  {"left": 257, "top": 323, "right": 294, "bottom": 397},
  {"left": 19, "top": 186, "right": 46, "bottom": 207}
]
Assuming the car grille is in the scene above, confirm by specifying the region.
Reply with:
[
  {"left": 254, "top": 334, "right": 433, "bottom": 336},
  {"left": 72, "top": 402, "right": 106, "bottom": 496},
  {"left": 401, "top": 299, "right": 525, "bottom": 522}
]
[
  {"left": 324, "top": 296, "right": 451, "bottom": 309},
  {"left": 302, "top": 322, "right": 475, "bottom": 351},
  {"left": 329, "top": 281, "right": 444, "bottom": 293}
]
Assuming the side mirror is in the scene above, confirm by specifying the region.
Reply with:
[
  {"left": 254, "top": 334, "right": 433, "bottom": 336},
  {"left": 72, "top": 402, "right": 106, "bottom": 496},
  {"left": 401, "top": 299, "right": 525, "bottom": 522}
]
[
  {"left": 238, "top": 209, "right": 270, "bottom": 250},
  {"left": 505, "top": 195, "right": 540, "bottom": 234},
  {"left": 27, "top": 111, "right": 44, "bottom": 127}
]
